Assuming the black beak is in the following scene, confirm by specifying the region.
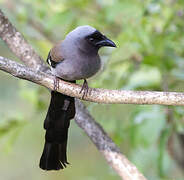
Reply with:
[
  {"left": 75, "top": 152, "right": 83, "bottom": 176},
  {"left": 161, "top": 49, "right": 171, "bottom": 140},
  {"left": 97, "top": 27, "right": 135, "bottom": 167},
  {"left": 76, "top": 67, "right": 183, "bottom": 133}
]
[{"left": 95, "top": 37, "right": 116, "bottom": 48}]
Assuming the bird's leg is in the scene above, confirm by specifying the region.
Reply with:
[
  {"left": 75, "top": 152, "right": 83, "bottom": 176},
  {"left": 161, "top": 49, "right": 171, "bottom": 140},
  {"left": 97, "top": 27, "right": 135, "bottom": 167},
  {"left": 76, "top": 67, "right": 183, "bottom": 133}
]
[
  {"left": 53, "top": 76, "right": 60, "bottom": 91},
  {"left": 79, "top": 79, "right": 89, "bottom": 99}
]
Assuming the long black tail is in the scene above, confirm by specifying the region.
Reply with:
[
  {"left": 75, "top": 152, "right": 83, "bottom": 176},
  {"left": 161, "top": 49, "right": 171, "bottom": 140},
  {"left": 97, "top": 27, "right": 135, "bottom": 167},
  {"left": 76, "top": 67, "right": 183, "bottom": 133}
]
[{"left": 39, "top": 90, "right": 75, "bottom": 170}]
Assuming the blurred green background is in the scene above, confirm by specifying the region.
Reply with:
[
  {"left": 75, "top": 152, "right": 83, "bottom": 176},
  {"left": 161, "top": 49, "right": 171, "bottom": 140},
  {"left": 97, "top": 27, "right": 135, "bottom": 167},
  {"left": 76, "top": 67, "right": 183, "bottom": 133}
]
[{"left": 1, "top": 0, "right": 184, "bottom": 179}]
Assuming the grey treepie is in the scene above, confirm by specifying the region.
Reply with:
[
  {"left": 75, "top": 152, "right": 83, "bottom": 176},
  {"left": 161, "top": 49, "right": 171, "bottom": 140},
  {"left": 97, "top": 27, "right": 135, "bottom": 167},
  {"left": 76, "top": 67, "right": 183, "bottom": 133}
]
[{"left": 39, "top": 25, "right": 116, "bottom": 171}]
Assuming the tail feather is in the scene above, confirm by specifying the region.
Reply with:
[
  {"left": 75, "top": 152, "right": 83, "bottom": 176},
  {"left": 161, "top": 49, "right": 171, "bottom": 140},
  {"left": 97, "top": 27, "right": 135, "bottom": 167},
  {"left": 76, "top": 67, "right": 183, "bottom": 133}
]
[
  {"left": 39, "top": 90, "right": 75, "bottom": 171},
  {"left": 40, "top": 142, "right": 64, "bottom": 170}
]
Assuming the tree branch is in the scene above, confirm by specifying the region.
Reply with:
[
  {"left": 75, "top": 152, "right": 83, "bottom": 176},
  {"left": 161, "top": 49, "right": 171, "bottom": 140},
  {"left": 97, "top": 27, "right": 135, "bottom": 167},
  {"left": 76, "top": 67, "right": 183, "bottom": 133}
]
[
  {"left": 1, "top": 56, "right": 184, "bottom": 106},
  {"left": 75, "top": 100, "right": 146, "bottom": 180},
  {"left": 0, "top": 9, "right": 147, "bottom": 179}
]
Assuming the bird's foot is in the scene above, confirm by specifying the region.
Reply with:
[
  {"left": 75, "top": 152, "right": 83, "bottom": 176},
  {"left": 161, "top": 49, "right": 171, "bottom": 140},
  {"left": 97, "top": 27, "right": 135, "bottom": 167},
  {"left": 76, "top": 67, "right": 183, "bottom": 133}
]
[
  {"left": 79, "top": 79, "right": 89, "bottom": 99},
  {"left": 53, "top": 76, "right": 60, "bottom": 91}
]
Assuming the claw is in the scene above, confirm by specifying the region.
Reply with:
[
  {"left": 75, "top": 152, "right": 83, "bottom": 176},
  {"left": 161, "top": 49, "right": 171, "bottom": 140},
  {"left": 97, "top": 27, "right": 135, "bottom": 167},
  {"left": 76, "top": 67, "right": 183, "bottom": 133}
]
[{"left": 79, "top": 79, "right": 89, "bottom": 99}]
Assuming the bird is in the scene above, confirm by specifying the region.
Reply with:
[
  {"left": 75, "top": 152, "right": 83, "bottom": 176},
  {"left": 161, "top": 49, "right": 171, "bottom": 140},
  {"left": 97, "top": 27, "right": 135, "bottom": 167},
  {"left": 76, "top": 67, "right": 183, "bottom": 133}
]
[{"left": 39, "top": 25, "right": 116, "bottom": 171}]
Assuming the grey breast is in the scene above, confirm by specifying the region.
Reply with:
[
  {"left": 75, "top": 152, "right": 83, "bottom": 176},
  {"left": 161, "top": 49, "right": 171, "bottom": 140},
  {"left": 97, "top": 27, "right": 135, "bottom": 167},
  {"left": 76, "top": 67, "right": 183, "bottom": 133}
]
[{"left": 53, "top": 52, "right": 101, "bottom": 81}]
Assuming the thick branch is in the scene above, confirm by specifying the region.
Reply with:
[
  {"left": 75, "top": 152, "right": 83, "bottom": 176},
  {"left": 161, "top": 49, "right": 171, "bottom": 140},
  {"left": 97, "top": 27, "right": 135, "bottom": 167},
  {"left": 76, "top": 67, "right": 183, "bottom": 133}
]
[{"left": 1, "top": 56, "right": 184, "bottom": 106}]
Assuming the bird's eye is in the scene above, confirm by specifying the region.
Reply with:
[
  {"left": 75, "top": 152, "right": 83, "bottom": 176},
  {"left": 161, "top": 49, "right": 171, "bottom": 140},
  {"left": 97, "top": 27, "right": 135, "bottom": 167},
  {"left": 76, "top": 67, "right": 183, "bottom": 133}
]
[{"left": 89, "top": 37, "right": 94, "bottom": 41}]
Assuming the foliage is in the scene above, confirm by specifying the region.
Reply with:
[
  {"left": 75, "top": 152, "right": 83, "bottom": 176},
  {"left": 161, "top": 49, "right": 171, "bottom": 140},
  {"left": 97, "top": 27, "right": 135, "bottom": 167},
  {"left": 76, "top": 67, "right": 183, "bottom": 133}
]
[{"left": 1, "top": 0, "right": 184, "bottom": 179}]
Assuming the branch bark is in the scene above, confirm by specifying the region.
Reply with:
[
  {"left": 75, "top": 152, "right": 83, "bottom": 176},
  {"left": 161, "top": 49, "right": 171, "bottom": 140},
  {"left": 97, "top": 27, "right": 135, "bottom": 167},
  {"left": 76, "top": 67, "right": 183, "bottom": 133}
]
[
  {"left": 1, "top": 56, "right": 184, "bottom": 106},
  {"left": 0, "top": 9, "right": 146, "bottom": 179}
]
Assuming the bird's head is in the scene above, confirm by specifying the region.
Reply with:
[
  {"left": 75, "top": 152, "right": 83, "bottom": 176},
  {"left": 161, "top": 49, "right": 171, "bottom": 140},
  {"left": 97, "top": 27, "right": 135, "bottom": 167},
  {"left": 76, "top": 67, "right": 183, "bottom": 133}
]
[{"left": 64, "top": 25, "right": 116, "bottom": 53}]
